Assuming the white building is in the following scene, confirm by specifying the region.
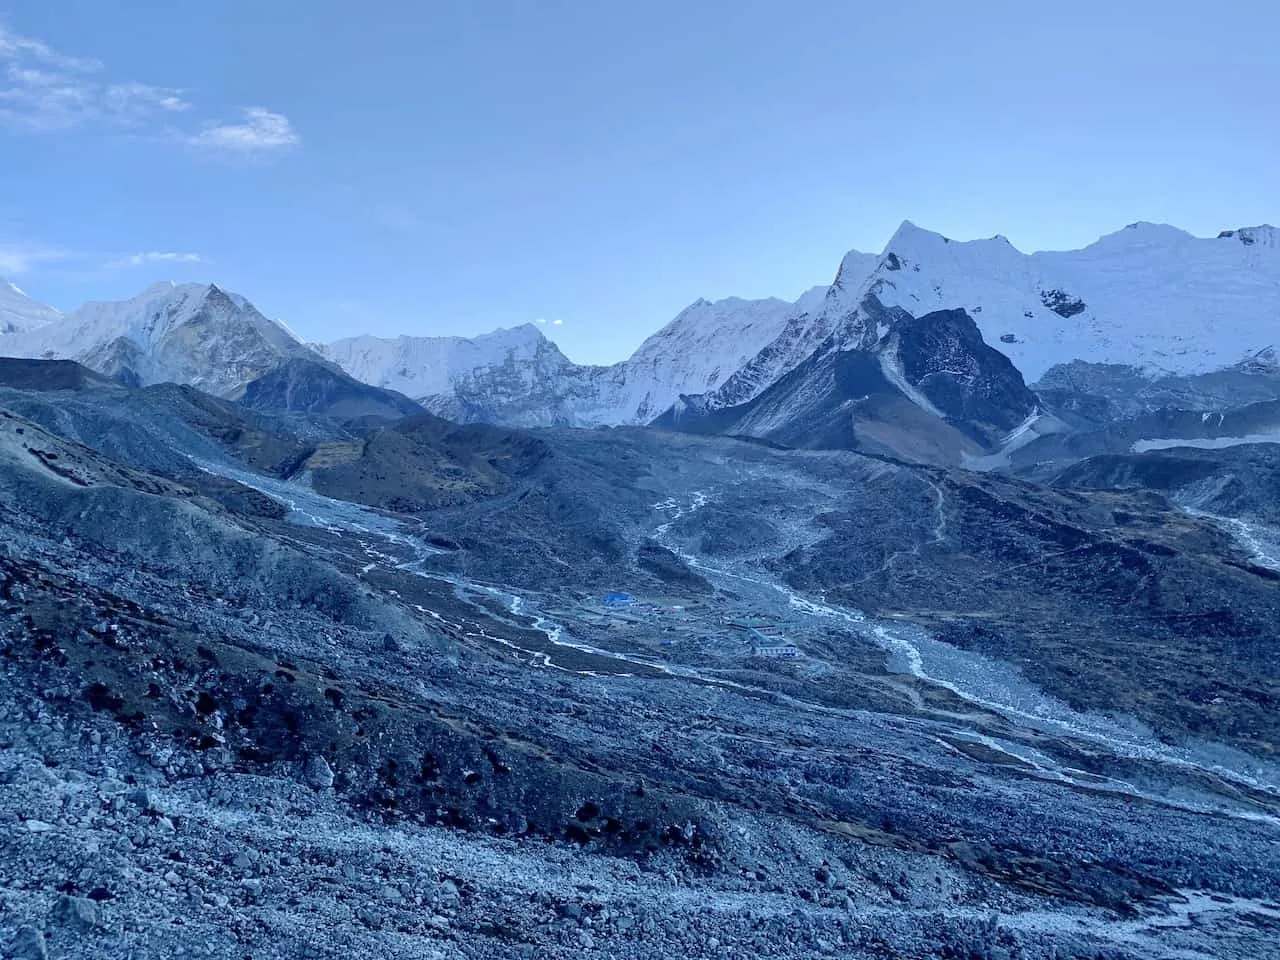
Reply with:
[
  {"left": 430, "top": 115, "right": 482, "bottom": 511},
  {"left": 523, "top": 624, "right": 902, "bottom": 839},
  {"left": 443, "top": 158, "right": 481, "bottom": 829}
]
[{"left": 753, "top": 644, "right": 800, "bottom": 659}]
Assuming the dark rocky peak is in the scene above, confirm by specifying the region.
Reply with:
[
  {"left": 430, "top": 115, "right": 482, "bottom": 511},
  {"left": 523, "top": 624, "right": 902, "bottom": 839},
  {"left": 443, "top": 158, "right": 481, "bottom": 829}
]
[
  {"left": 875, "top": 301, "right": 1040, "bottom": 439},
  {"left": 240, "top": 358, "right": 426, "bottom": 421},
  {"left": 1219, "top": 225, "right": 1279, "bottom": 248}
]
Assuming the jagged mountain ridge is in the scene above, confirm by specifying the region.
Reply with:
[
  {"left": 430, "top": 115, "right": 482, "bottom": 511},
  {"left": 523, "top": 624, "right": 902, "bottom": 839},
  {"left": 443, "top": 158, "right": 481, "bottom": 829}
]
[
  {"left": 321, "top": 219, "right": 1280, "bottom": 432},
  {"left": 859, "top": 220, "right": 1280, "bottom": 382}
]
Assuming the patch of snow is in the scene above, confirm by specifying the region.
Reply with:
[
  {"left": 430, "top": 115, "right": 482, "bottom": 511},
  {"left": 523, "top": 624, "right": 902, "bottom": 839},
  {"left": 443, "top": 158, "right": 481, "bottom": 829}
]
[
  {"left": 1132, "top": 429, "right": 1280, "bottom": 452},
  {"left": 877, "top": 336, "right": 944, "bottom": 418}
]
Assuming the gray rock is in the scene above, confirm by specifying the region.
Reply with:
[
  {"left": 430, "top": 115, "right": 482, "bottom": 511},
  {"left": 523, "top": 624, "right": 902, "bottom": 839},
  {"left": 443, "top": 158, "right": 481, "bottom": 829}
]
[
  {"left": 303, "top": 755, "right": 335, "bottom": 790},
  {"left": 128, "top": 788, "right": 162, "bottom": 814},
  {"left": 51, "top": 894, "right": 98, "bottom": 931},
  {"left": 8, "top": 926, "right": 48, "bottom": 960},
  {"left": 559, "top": 902, "right": 583, "bottom": 921}
]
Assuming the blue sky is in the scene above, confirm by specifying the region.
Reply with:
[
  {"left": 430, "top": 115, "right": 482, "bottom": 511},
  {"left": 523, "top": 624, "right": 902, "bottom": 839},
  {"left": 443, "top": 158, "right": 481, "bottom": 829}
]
[{"left": 2, "top": 1, "right": 1277, "bottom": 364}]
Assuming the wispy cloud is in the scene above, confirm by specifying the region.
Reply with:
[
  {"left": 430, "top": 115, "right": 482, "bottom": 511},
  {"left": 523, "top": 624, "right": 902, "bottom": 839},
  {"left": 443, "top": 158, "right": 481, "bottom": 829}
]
[
  {"left": 107, "top": 251, "right": 206, "bottom": 269},
  {"left": 105, "top": 82, "right": 191, "bottom": 123},
  {"left": 535, "top": 317, "right": 565, "bottom": 326},
  {"left": 1, "top": 242, "right": 209, "bottom": 279},
  {"left": 187, "top": 107, "right": 299, "bottom": 154},
  {"left": 0, "top": 22, "right": 294, "bottom": 155},
  {"left": 0, "top": 242, "right": 65, "bottom": 275},
  {"left": 0, "top": 23, "right": 101, "bottom": 72}
]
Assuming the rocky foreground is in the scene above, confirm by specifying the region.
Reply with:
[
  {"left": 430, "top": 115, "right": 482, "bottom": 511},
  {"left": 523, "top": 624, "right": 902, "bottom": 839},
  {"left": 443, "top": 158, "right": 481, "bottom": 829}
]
[{"left": 1, "top": 368, "right": 1278, "bottom": 958}]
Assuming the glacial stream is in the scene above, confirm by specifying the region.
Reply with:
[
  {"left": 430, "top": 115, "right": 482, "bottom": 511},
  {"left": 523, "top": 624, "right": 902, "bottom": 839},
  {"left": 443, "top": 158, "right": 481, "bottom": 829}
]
[
  {"left": 650, "top": 489, "right": 1280, "bottom": 823},
  {"left": 193, "top": 457, "right": 1280, "bottom": 825}
]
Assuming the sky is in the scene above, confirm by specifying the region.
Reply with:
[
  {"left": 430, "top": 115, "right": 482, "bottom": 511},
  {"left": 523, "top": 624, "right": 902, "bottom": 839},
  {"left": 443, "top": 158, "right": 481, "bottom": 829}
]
[{"left": 1, "top": 1, "right": 1277, "bottom": 364}]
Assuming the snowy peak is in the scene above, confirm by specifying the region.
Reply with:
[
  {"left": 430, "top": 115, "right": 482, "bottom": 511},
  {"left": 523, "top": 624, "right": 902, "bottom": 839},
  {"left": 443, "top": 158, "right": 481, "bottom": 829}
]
[
  {"left": 474, "top": 322, "right": 554, "bottom": 350},
  {"left": 317, "top": 322, "right": 608, "bottom": 427},
  {"left": 878, "top": 220, "right": 1027, "bottom": 274},
  {"left": 849, "top": 220, "right": 1280, "bottom": 382},
  {"left": 584, "top": 293, "right": 815, "bottom": 424},
  {"left": 319, "top": 289, "right": 823, "bottom": 427},
  {"left": 687, "top": 218, "right": 1280, "bottom": 426},
  {"left": 831, "top": 249, "right": 880, "bottom": 291},
  {"left": 1087, "top": 221, "right": 1197, "bottom": 251},
  {"left": 0, "top": 279, "right": 62, "bottom": 335},
  {"left": 0, "top": 280, "right": 315, "bottom": 397},
  {"left": 318, "top": 323, "right": 568, "bottom": 406},
  {"left": 627, "top": 295, "right": 799, "bottom": 373},
  {"left": 698, "top": 257, "right": 876, "bottom": 413}
]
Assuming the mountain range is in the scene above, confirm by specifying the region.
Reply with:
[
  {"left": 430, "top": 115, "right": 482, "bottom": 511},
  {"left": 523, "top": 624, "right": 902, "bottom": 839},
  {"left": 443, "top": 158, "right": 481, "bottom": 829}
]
[{"left": 2, "top": 220, "right": 1278, "bottom": 465}]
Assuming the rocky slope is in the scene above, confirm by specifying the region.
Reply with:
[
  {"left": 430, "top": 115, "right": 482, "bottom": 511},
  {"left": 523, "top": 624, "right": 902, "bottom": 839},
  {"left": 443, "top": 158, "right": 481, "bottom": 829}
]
[
  {"left": 656, "top": 298, "right": 1043, "bottom": 465},
  {"left": 682, "top": 222, "right": 1279, "bottom": 420}
]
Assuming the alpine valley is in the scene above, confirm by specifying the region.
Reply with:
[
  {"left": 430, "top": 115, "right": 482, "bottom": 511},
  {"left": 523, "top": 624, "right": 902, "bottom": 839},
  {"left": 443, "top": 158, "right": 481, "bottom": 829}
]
[{"left": 2, "top": 222, "right": 1279, "bottom": 960}]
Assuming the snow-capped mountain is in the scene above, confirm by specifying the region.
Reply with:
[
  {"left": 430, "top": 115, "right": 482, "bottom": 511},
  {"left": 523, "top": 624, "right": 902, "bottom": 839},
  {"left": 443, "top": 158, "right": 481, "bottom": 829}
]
[
  {"left": 0, "top": 279, "right": 61, "bottom": 335},
  {"left": 609, "top": 290, "right": 826, "bottom": 411},
  {"left": 318, "top": 325, "right": 588, "bottom": 426},
  {"left": 0, "top": 281, "right": 315, "bottom": 397},
  {"left": 320, "top": 292, "right": 821, "bottom": 427},
  {"left": 653, "top": 221, "right": 1280, "bottom": 464},
  {"left": 696, "top": 222, "right": 1280, "bottom": 418},
  {"left": 857, "top": 220, "right": 1280, "bottom": 383}
]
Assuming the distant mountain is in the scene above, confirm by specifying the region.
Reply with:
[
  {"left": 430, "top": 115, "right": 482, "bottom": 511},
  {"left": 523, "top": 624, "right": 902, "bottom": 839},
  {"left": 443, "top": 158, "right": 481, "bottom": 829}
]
[
  {"left": 320, "top": 292, "right": 822, "bottom": 427},
  {"left": 0, "top": 282, "right": 313, "bottom": 397},
  {"left": 318, "top": 325, "right": 589, "bottom": 427},
  {"left": 324, "top": 219, "right": 1279, "bottom": 439},
  {"left": 857, "top": 220, "right": 1280, "bottom": 383},
  {"left": 0, "top": 282, "right": 421, "bottom": 420},
  {"left": 648, "top": 221, "right": 1280, "bottom": 462},
  {"left": 240, "top": 357, "right": 426, "bottom": 422},
  {"left": 0, "top": 279, "right": 61, "bottom": 335},
  {"left": 692, "top": 221, "right": 1280, "bottom": 417}
]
